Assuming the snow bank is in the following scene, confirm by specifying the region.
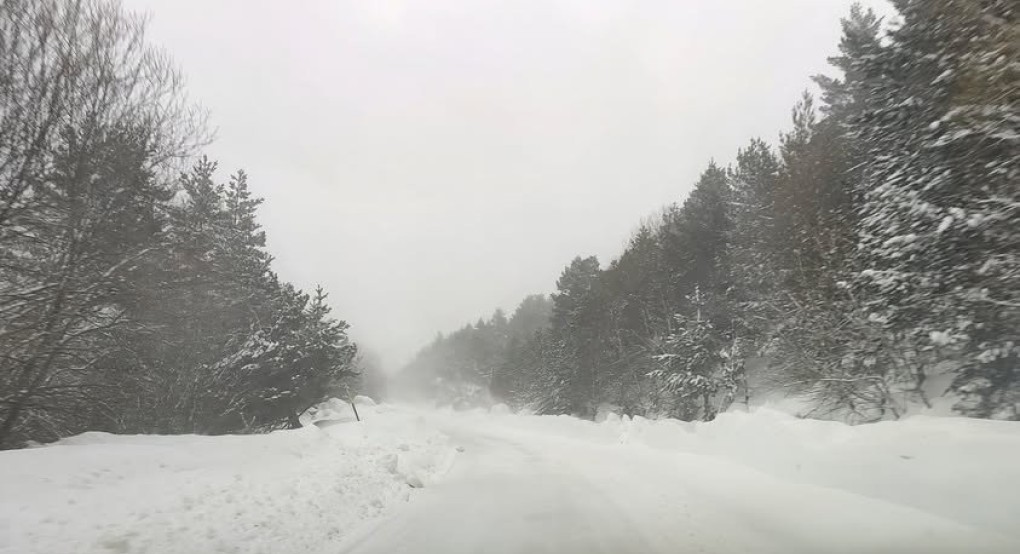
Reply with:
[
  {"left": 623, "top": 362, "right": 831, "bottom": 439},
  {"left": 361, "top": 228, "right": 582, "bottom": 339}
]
[
  {"left": 353, "top": 395, "right": 377, "bottom": 406},
  {"left": 0, "top": 405, "right": 456, "bottom": 554},
  {"left": 300, "top": 397, "right": 359, "bottom": 426},
  {"left": 451, "top": 407, "right": 1020, "bottom": 540}
]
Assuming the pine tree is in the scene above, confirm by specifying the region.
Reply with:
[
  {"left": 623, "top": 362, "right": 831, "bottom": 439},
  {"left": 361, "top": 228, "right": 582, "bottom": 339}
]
[
  {"left": 763, "top": 94, "right": 894, "bottom": 419},
  {"left": 550, "top": 256, "right": 607, "bottom": 416},
  {"left": 727, "top": 140, "right": 782, "bottom": 333},
  {"left": 813, "top": 4, "right": 883, "bottom": 124},
  {"left": 774, "top": 94, "right": 851, "bottom": 292},
  {"left": 851, "top": 0, "right": 1019, "bottom": 418},
  {"left": 648, "top": 288, "right": 737, "bottom": 421},
  {"left": 507, "top": 294, "right": 553, "bottom": 339},
  {"left": 117, "top": 161, "right": 359, "bottom": 433},
  {"left": 641, "top": 163, "right": 739, "bottom": 418},
  {"left": 756, "top": 3, "right": 910, "bottom": 422}
]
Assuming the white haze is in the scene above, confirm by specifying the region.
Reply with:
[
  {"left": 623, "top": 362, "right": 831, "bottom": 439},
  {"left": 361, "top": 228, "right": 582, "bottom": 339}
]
[{"left": 123, "top": 0, "right": 891, "bottom": 369}]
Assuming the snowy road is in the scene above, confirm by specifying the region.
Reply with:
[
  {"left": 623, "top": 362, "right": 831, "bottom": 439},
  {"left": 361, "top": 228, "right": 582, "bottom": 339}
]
[
  {"left": 4, "top": 403, "right": 1020, "bottom": 554},
  {"left": 338, "top": 410, "right": 1019, "bottom": 554}
]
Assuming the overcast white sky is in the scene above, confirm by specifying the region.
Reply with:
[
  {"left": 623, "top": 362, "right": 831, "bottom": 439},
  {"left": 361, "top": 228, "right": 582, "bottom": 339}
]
[{"left": 124, "top": 0, "right": 890, "bottom": 369}]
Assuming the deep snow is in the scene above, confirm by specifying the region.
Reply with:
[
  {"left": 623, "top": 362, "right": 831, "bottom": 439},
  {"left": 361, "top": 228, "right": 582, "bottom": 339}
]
[
  {"left": 2, "top": 403, "right": 1018, "bottom": 553},
  {"left": 0, "top": 404, "right": 454, "bottom": 554}
]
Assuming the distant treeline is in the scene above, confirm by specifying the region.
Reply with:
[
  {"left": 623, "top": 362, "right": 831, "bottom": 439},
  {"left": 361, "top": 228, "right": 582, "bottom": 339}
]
[
  {"left": 0, "top": 0, "right": 358, "bottom": 448},
  {"left": 400, "top": 1, "right": 1018, "bottom": 422}
]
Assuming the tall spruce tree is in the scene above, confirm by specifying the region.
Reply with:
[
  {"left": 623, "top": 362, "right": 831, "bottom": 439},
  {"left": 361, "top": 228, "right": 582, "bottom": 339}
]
[
  {"left": 549, "top": 256, "right": 606, "bottom": 416},
  {"left": 851, "top": 0, "right": 1019, "bottom": 418}
]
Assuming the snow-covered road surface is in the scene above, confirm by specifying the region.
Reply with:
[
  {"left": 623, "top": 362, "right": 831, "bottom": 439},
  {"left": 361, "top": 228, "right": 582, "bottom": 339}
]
[
  {"left": 338, "top": 410, "right": 1019, "bottom": 554},
  {"left": 3, "top": 403, "right": 1019, "bottom": 553}
]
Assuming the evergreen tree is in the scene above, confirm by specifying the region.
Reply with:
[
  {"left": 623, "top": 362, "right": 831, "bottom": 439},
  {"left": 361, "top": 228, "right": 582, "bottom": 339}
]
[
  {"left": 648, "top": 288, "right": 737, "bottom": 421},
  {"left": 727, "top": 139, "right": 782, "bottom": 342},
  {"left": 658, "top": 163, "right": 730, "bottom": 307},
  {"left": 550, "top": 256, "right": 607, "bottom": 416},
  {"left": 851, "top": 0, "right": 1019, "bottom": 418},
  {"left": 507, "top": 294, "right": 553, "bottom": 339},
  {"left": 814, "top": 4, "right": 884, "bottom": 124}
]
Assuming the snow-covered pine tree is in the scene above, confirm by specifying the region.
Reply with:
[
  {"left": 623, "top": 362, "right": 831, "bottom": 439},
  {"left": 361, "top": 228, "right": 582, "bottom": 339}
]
[
  {"left": 813, "top": 4, "right": 883, "bottom": 125},
  {"left": 644, "top": 163, "right": 738, "bottom": 420},
  {"left": 647, "top": 288, "right": 738, "bottom": 421},
  {"left": 763, "top": 90, "right": 904, "bottom": 420},
  {"left": 122, "top": 160, "right": 359, "bottom": 433},
  {"left": 726, "top": 140, "right": 782, "bottom": 350},
  {"left": 748, "top": 4, "right": 909, "bottom": 422},
  {"left": 851, "top": 0, "right": 1019, "bottom": 418},
  {"left": 277, "top": 285, "right": 358, "bottom": 428}
]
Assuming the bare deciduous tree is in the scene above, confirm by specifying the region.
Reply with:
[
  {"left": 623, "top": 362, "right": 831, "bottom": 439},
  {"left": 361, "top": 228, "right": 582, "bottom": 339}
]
[{"left": 0, "top": 0, "right": 205, "bottom": 447}]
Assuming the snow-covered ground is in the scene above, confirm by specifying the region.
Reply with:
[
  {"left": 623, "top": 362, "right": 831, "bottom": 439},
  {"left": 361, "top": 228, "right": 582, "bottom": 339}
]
[
  {"left": 0, "top": 403, "right": 454, "bottom": 554},
  {"left": 3, "top": 402, "right": 1019, "bottom": 553}
]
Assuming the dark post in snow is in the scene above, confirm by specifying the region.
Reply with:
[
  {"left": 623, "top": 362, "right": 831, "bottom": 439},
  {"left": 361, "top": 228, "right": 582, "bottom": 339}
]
[{"left": 345, "top": 384, "right": 361, "bottom": 422}]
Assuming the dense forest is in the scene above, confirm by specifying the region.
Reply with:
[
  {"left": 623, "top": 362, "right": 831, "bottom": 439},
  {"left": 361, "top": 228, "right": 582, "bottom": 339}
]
[
  {"left": 400, "top": 1, "right": 1019, "bottom": 422},
  {"left": 0, "top": 0, "right": 361, "bottom": 448}
]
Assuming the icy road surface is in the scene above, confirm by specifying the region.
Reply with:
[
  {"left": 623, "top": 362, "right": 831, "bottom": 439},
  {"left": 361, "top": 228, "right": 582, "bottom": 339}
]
[
  {"left": 3, "top": 403, "right": 1019, "bottom": 553},
  {"left": 339, "top": 408, "right": 1020, "bottom": 554}
]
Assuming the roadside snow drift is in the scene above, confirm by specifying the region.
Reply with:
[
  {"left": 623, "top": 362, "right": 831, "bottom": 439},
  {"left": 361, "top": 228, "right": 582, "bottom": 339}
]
[{"left": 0, "top": 403, "right": 455, "bottom": 554}]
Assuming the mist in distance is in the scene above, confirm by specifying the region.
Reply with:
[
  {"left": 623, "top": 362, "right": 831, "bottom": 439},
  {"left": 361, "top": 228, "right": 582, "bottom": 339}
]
[{"left": 124, "top": 0, "right": 892, "bottom": 369}]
